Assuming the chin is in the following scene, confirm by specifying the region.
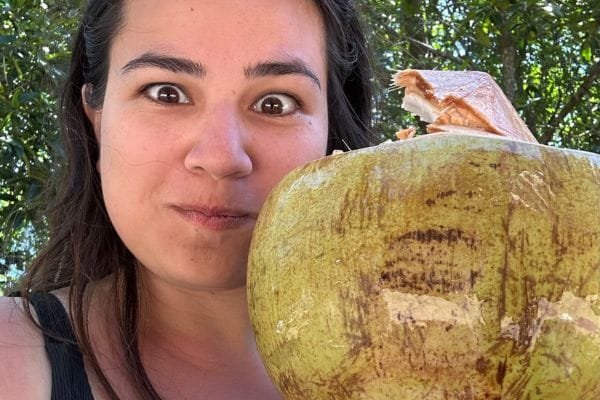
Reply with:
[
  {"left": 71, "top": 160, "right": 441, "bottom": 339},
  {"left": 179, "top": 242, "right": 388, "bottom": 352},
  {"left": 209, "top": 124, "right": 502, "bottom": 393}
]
[{"left": 140, "top": 254, "right": 250, "bottom": 292}]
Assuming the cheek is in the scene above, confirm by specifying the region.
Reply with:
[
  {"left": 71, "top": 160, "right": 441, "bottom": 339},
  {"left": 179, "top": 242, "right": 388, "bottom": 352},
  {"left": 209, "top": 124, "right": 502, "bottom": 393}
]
[
  {"left": 99, "top": 109, "right": 180, "bottom": 169},
  {"left": 97, "top": 112, "right": 178, "bottom": 207},
  {"left": 260, "top": 123, "right": 328, "bottom": 192}
]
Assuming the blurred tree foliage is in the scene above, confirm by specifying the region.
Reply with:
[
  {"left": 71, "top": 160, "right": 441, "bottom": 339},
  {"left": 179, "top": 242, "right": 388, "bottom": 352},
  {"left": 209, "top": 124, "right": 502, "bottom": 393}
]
[
  {"left": 1, "top": 0, "right": 79, "bottom": 293},
  {"left": 361, "top": 0, "right": 600, "bottom": 150},
  {"left": 1, "top": 0, "right": 599, "bottom": 293}
]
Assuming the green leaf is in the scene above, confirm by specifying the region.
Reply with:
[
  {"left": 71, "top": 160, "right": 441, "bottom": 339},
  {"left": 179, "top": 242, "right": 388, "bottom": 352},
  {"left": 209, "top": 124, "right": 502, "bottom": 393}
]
[
  {"left": 581, "top": 45, "right": 592, "bottom": 62},
  {"left": 475, "top": 25, "right": 491, "bottom": 47}
]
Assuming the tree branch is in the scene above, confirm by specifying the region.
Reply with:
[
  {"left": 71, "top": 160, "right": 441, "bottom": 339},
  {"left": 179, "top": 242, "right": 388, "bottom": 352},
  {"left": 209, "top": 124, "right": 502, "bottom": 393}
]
[
  {"left": 499, "top": 22, "right": 518, "bottom": 102},
  {"left": 407, "top": 37, "right": 473, "bottom": 67},
  {"left": 540, "top": 59, "right": 600, "bottom": 144}
]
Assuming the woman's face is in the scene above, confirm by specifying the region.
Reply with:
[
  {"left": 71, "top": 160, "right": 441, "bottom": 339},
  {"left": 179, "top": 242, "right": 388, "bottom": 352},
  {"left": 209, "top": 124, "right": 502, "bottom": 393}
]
[{"left": 85, "top": 0, "right": 328, "bottom": 290}]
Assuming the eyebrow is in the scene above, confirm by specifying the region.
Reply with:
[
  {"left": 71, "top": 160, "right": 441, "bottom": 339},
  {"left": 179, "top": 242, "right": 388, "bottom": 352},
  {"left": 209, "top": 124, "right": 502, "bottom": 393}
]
[
  {"left": 244, "top": 60, "right": 321, "bottom": 90},
  {"left": 121, "top": 52, "right": 204, "bottom": 77},
  {"left": 120, "top": 53, "right": 321, "bottom": 90}
]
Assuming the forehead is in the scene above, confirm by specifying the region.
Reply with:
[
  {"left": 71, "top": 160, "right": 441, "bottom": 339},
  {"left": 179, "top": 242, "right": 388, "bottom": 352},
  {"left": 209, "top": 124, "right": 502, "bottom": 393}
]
[{"left": 111, "top": 0, "right": 326, "bottom": 73}]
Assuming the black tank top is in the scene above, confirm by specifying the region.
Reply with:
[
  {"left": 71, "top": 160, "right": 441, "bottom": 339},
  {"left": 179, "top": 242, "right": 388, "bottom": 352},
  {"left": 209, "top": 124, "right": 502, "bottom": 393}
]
[{"left": 29, "top": 292, "right": 94, "bottom": 400}]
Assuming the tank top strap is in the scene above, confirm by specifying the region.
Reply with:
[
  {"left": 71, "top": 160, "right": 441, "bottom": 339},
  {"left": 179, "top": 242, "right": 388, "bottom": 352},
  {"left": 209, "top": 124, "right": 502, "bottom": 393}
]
[{"left": 29, "top": 292, "right": 94, "bottom": 400}]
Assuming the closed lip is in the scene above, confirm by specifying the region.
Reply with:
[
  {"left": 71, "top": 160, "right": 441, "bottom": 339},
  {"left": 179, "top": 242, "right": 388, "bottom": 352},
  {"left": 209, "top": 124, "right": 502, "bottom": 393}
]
[{"left": 171, "top": 203, "right": 258, "bottom": 230}]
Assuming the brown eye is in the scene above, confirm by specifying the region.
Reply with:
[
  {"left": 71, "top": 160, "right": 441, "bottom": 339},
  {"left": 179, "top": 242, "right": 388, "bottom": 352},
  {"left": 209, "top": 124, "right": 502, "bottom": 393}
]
[
  {"left": 145, "top": 84, "right": 190, "bottom": 104},
  {"left": 253, "top": 93, "right": 298, "bottom": 116}
]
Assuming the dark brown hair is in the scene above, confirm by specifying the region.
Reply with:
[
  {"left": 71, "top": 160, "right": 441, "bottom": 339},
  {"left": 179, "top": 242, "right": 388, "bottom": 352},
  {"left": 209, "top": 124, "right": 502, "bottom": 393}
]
[{"left": 20, "top": 1, "right": 374, "bottom": 398}]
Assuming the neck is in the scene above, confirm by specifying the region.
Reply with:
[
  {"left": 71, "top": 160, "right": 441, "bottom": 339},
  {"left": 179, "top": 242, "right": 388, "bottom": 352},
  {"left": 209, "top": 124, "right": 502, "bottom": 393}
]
[
  {"left": 86, "top": 271, "right": 279, "bottom": 399},
  {"left": 137, "top": 268, "right": 258, "bottom": 364}
]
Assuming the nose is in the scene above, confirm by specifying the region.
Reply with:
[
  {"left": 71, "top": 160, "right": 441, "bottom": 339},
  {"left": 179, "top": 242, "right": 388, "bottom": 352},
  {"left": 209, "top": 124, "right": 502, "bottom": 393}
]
[{"left": 184, "top": 106, "right": 253, "bottom": 180}]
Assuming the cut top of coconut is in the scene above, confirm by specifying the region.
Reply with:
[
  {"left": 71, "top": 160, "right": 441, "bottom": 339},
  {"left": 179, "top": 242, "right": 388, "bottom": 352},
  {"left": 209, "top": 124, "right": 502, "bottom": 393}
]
[{"left": 392, "top": 69, "right": 538, "bottom": 143}]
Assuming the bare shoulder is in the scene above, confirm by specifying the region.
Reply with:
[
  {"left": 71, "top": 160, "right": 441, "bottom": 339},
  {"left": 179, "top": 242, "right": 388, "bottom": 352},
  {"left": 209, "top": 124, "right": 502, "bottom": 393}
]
[{"left": 0, "top": 296, "right": 51, "bottom": 398}]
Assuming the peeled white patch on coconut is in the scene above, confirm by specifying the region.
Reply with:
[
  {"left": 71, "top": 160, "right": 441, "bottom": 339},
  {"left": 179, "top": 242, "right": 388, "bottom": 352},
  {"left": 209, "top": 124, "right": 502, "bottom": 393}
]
[
  {"left": 528, "top": 292, "right": 600, "bottom": 350},
  {"left": 381, "top": 289, "right": 484, "bottom": 330}
]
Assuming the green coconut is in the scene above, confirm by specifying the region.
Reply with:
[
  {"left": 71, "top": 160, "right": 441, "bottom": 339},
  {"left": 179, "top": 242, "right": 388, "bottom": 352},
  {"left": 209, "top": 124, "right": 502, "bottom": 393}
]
[{"left": 247, "top": 133, "right": 600, "bottom": 400}]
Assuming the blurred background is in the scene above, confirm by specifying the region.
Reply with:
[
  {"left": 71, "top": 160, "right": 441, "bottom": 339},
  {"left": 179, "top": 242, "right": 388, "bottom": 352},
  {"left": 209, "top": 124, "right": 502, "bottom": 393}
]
[{"left": 1, "top": 0, "right": 599, "bottom": 293}]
